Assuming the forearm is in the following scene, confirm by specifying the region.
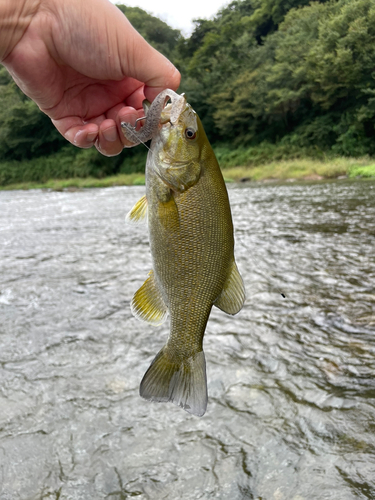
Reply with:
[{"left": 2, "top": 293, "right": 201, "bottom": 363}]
[{"left": 0, "top": 0, "right": 41, "bottom": 61}]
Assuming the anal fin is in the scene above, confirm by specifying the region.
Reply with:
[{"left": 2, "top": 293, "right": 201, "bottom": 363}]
[
  {"left": 214, "top": 260, "right": 245, "bottom": 315},
  {"left": 131, "top": 270, "right": 168, "bottom": 326}
]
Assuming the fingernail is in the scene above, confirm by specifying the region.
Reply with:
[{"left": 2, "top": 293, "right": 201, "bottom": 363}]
[
  {"left": 87, "top": 131, "right": 97, "bottom": 143},
  {"left": 73, "top": 130, "right": 84, "bottom": 145},
  {"left": 103, "top": 127, "right": 117, "bottom": 142}
]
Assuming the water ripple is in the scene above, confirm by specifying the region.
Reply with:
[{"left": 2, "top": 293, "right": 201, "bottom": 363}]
[{"left": 0, "top": 181, "right": 375, "bottom": 499}]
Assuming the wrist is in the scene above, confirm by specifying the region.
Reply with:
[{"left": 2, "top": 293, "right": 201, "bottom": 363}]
[{"left": 0, "top": 0, "right": 41, "bottom": 62}]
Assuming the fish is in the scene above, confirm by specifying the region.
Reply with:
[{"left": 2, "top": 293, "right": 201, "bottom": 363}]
[{"left": 121, "top": 89, "right": 245, "bottom": 417}]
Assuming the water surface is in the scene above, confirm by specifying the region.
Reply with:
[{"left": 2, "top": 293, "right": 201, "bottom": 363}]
[{"left": 0, "top": 180, "right": 374, "bottom": 499}]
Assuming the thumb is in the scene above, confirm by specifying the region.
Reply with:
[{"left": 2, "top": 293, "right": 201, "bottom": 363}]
[
  {"left": 115, "top": 12, "right": 181, "bottom": 98},
  {"left": 56, "top": 0, "right": 181, "bottom": 96}
]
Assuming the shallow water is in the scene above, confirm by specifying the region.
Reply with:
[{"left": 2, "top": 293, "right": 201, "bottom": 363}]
[{"left": 0, "top": 180, "right": 374, "bottom": 500}]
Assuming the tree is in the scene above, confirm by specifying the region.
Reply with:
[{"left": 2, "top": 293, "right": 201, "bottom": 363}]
[
  {"left": 209, "top": 0, "right": 375, "bottom": 155},
  {"left": 0, "top": 67, "right": 66, "bottom": 161}
]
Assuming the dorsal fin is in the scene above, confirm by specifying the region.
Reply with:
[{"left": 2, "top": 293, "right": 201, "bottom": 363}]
[{"left": 214, "top": 260, "right": 245, "bottom": 315}]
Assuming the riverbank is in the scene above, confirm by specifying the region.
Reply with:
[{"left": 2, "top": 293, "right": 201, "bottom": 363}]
[{"left": 1, "top": 157, "right": 374, "bottom": 190}]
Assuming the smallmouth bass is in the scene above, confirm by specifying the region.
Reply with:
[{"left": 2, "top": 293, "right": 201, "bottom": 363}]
[{"left": 122, "top": 90, "right": 245, "bottom": 417}]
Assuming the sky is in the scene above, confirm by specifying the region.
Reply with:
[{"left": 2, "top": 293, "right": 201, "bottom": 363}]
[{"left": 110, "top": 0, "right": 229, "bottom": 36}]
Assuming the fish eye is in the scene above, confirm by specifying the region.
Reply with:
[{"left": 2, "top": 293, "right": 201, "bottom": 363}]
[{"left": 185, "top": 128, "right": 197, "bottom": 140}]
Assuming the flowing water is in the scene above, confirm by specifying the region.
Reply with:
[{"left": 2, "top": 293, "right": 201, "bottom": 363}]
[{"left": 0, "top": 180, "right": 374, "bottom": 500}]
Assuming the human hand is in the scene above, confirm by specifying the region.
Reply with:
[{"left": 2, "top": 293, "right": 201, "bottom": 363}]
[{"left": 0, "top": 0, "right": 180, "bottom": 156}]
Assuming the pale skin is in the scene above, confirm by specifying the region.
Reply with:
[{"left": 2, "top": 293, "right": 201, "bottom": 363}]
[{"left": 0, "top": 0, "right": 181, "bottom": 156}]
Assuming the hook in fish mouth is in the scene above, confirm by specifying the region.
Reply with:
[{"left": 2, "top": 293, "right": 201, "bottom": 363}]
[
  {"left": 121, "top": 89, "right": 186, "bottom": 147},
  {"left": 135, "top": 116, "right": 147, "bottom": 126}
]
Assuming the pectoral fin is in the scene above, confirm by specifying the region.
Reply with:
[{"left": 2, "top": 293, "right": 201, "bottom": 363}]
[
  {"left": 126, "top": 195, "right": 148, "bottom": 225},
  {"left": 158, "top": 196, "right": 180, "bottom": 231},
  {"left": 214, "top": 260, "right": 245, "bottom": 315},
  {"left": 131, "top": 270, "right": 168, "bottom": 326}
]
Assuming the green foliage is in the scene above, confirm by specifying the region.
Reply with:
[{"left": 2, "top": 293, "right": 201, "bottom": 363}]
[
  {"left": 132, "top": 176, "right": 146, "bottom": 185},
  {"left": 212, "top": 156, "right": 373, "bottom": 181},
  {"left": 2, "top": 0, "right": 375, "bottom": 187},
  {"left": 214, "top": 141, "right": 324, "bottom": 168},
  {"left": 349, "top": 164, "right": 375, "bottom": 177},
  {"left": 203, "top": 0, "right": 375, "bottom": 156},
  {"left": 0, "top": 173, "right": 147, "bottom": 191},
  {"left": 0, "top": 146, "right": 147, "bottom": 185},
  {"left": 0, "top": 67, "right": 66, "bottom": 161},
  {"left": 3, "top": 158, "right": 373, "bottom": 190}
]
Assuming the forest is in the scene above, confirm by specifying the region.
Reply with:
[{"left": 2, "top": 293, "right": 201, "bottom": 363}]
[{"left": 1, "top": 0, "right": 375, "bottom": 186}]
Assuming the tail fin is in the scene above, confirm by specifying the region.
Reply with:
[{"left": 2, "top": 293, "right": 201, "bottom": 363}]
[{"left": 139, "top": 347, "right": 207, "bottom": 417}]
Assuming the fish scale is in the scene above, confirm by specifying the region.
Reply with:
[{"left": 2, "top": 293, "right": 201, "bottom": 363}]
[
  {"left": 150, "top": 178, "right": 230, "bottom": 350},
  {"left": 122, "top": 89, "right": 245, "bottom": 416}
]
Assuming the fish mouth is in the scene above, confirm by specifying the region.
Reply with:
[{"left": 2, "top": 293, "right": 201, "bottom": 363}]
[
  {"left": 149, "top": 105, "right": 199, "bottom": 191},
  {"left": 152, "top": 130, "right": 193, "bottom": 172}
]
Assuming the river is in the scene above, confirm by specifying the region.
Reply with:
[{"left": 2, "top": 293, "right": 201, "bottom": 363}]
[{"left": 0, "top": 180, "right": 374, "bottom": 499}]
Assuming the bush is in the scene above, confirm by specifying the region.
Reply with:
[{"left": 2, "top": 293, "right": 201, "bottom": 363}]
[
  {"left": 349, "top": 164, "right": 375, "bottom": 177},
  {"left": 0, "top": 145, "right": 148, "bottom": 186},
  {"left": 213, "top": 141, "right": 323, "bottom": 168}
]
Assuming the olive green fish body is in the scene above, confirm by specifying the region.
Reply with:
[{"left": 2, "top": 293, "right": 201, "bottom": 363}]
[
  {"left": 123, "top": 90, "right": 245, "bottom": 416},
  {"left": 147, "top": 138, "right": 234, "bottom": 354}
]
